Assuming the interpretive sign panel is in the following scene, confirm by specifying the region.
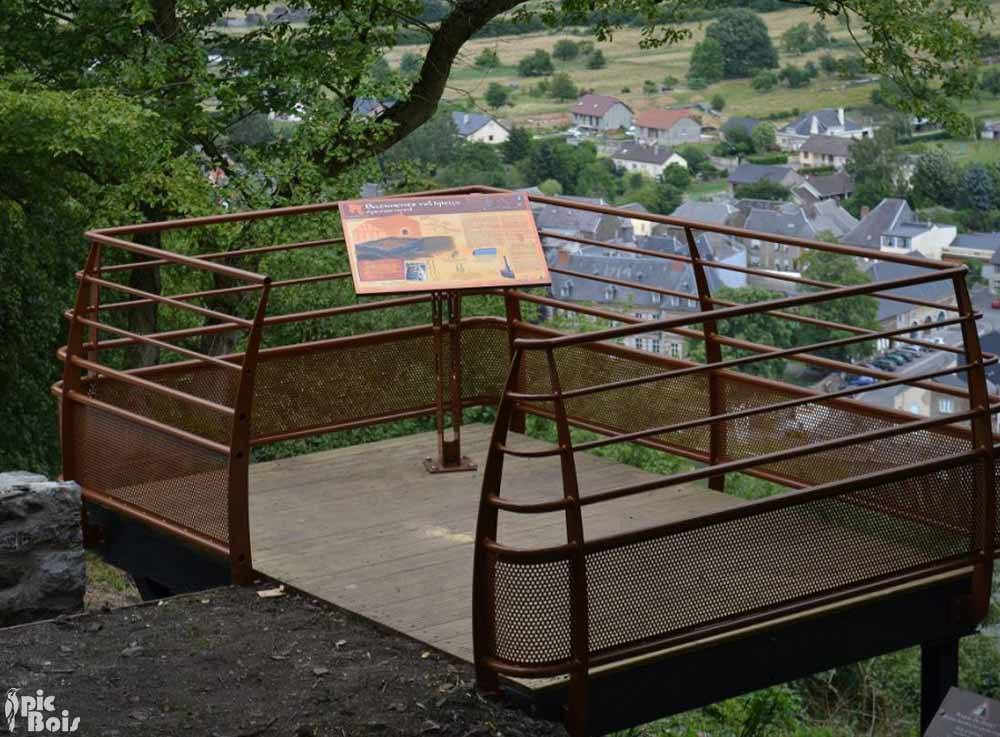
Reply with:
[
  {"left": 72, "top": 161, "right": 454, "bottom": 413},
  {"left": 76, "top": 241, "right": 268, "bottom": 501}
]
[
  {"left": 338, "top": 193, "right": 550, "bottom": 294},
  {"left": 924, "top": 688, "right": 1000, "bottom": 737}
]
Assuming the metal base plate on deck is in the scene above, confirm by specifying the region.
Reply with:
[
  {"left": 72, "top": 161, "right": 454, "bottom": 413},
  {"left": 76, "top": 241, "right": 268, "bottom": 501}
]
[{"left": 423, "top": 455, "right": 478, "bottom": 473}]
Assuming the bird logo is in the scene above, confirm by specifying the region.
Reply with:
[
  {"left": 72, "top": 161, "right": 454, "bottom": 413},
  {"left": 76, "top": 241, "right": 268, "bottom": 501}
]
[{"left": 5, "top": 688, "right": 19, "bottom": 732}]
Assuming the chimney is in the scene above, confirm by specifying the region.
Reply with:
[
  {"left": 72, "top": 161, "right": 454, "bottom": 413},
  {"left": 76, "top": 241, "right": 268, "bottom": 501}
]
[
  {"left": 810, "top": 115, "right": 819, "bottom": 135},
  {"left": 838, "top": 108, "right": 845, "bottom": 126},
  {"left": 860, "top": 205, "right": 870, "bottom": 219},
  {"left": 463, "top": 113, "right": 469, "bottom": 125}
]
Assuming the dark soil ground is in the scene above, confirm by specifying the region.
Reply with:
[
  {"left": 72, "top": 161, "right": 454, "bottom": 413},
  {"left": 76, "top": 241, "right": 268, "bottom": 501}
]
[{"left": 1, "top": 585, "right": 567, "bottom": 737}]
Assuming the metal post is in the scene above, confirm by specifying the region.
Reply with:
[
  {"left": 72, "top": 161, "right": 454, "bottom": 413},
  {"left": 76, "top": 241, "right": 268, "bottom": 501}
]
[
  {"left": 920, "top": 638, "right": 959, "bottom": 733},
  {"left": 683, "top": 227, "right": 726, "bottom": 492},
  {"left": 425, "top": 290, "right": 476, "bottom": 472},
  {"left": 227, "top": 281, "right": 271, "bottom": 585},
  {"left": 952, "top": 275, "right": 995, "bottom": 621},
  {"left": 546, "top": 348, "right": 590, "bottom": 737},
  {"left": 503, "top": 290, "right": 526, "bottom": 434},
  {"left": 472, "top": 348, "right": 524, "bottom": 693}
]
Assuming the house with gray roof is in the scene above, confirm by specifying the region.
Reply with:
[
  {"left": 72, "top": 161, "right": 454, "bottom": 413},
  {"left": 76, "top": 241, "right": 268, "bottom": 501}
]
[
  {"left": 450, "top": 111, "right": 509, "bottom": 144},
  {"left": 842, "top": 198, "right": 955, "bottom": 259},
  {"left": 611, "top": 143, "right": 687, "bottom": 178},
  {"left": 728, "top": 164, "right": 807, "bottom": 194},
  {"left": 798, "top": 135, "right": 854, "bottom": 169},
  {"left": 739, "top": 205, "right": 815, "bottom": 274},
  {"left": 865, "top": 252, "right": 956, "bottom": 337},
  {"left": 533, "top": 196, "right": 633, "bottom": 246},
  {"left": 945, "top": 232, "right": 1000, "bottom": 261},
  {"left": 799, "top": 171, "right": 855, "bottom": 203},
  {"left": 546, "top": 243, "right": 722, "bottom": 359},
  {"left": 776, "top": 108, "right": 875, "bottom": 151},
  {"left": 571, "top": 94, "right": 633, "bottom": 131}
]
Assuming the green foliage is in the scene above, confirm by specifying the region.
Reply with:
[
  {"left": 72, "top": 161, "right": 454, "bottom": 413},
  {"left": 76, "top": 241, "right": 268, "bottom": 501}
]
[
  {"left": 676, "top": 145, "right": 711, "bottom": 176},
  {"left": 660, "top": 163, "right": 692, "bottom": 189},
  {"left": 780, "top": 64, "right": 812, "bottom": 89},
  {"left": 517, "top": 49, "right": 554, "bottom": 77},
  {"left": 844, "top": 128, "right": 909, "bottom": 214},
  {"left": 538, "top": 178, "right": 563, "bottom": 195},
  {"left": 818, "top": 53, "right": 838, "bottom": 75},
  {"left": 752, "top": 69, "right": 779, "bottom": 92},
  {"left": 705, "top": 9, "right": 779, "bottom": 79},
  {"left": 553, "top": 39, "right": 580, "bottom": 62},
  {"left": 782, "top": 20, "right": 833, "bottom": 55},
  {"left": 911, "top": 150, "right": 961, "bottom": 208},
  {"left": 501, "top": 126, "right": 533, "bottom": 164},
  {"left": 719, "top": 121, "right": 756, "bottom": 156},
  {"left": 643, "top": 80, "right": 658, "bottom": 95},
  {"left": 399, "top": 51, "right": 423, "bottom": 78},
  {"left": 475, "top": 47, "right": 501, "bottom": 69},
  {"left": 751, "top": 123, "right": 777, "bottom": 153},
  {"left": 711, "top": 94, "right": 726, "bottom": 111},
  {"left": 549, "top": 72, "right": 578, "bottom": 101},
  {"left": 734, "top": 179, "right": 791, "bottom": 201},
  {"left": 960, "top": 163, "right": 997, "bottom": 211},
  {"left": 484, "top": 82, "right": 511, "bottom": 109},
  {"left": 798, "top": 250, "right": 879, "bottom": 362},
  {"left": 586, "top": 49, "right": 607, "bottom": 69},
  {"left": 981, "top": 67, "right": 1000, "bottom": 95},
  {"left": 688, "top": 37, "right": 726, "bottom": 86}
]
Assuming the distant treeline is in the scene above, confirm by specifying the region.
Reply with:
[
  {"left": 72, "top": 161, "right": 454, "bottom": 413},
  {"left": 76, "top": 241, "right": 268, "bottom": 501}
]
[{"left": 398, "top": 0, "right": 796, "bottom": 44}]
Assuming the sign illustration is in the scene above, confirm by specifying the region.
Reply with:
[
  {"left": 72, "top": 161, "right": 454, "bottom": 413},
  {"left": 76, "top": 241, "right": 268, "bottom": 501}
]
[{"left": 338, "top": 193, "right": 550, "bottom": 294}]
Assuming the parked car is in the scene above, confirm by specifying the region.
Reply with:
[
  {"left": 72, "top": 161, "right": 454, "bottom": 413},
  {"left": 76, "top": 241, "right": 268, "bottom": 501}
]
[
  {"left": 846, "top": 374, "right": 878, "bottom": 387},
  {"left": 991, "top": 298, "right": 1000, "bottom": 309},
  {"left": 872, "top": 358, "right": 897, "bottom": 371},
  {"left": 897, "top": 344, "right": 922, "bottom": 355},
  {"left": 885, "top": 352, "right": 913, "bottom": 364}
]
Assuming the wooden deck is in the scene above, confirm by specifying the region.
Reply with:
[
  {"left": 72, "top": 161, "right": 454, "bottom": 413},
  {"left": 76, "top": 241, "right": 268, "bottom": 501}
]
[{"left": 248, "top": 423, "right": 745, "bottom": 666}]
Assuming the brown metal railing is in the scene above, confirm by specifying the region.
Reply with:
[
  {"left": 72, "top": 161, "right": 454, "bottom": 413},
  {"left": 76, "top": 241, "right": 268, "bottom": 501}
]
[{"left": 56, "top": 186, "right": 997, "bottom": 736}]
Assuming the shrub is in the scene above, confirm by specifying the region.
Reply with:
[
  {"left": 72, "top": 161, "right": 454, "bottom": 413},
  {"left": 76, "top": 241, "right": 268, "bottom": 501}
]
[
  {"left": 475, "top": 48, "right": 500, "bottom": 69},
  {"left": 553, "top": 39, "right": 579, "bottom": 62},
  {"left": 586, "top": 49, "right": 607, "bottom": 69},
  {"left": 549, "top": 72, "right": 578, "bottom": 100},
  {"left": 710, "top": 93, "right": 726, "bottom": 111},
  {"left": 518, "top": 49, "right": 554, "bottom": 77},
  {"left": 752, "top": 69, "right": 778, "bottom": 91}
]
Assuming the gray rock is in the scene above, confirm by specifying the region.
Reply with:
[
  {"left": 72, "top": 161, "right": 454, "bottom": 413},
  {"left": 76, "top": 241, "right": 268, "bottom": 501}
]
[{"left": 0, "top": 472, "right": 85, "bottom": 626}]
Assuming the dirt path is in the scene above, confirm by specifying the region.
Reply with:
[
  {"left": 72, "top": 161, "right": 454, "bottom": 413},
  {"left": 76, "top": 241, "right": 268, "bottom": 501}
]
[{"left": 1, "top": 585, "right": 566, "bottom": 737}]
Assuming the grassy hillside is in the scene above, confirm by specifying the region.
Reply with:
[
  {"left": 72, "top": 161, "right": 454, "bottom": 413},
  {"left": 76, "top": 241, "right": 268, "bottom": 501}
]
[{"left": 387, "top": 2, "right": 1000, "bottom": 129}]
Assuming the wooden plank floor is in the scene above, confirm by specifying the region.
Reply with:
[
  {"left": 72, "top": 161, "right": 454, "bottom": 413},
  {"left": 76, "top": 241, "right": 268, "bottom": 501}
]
[{"left": 248, "top": 423, "right": 745, "bottom": 666}]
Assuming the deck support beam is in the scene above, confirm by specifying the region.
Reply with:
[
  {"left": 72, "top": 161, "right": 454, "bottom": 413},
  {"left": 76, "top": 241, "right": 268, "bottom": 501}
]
[{"left": 920, "top": 638, "right": 959, "bottom": 733}]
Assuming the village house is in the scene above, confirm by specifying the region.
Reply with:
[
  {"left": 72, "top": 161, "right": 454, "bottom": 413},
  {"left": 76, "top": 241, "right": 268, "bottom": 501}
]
[
  {"left": 450, "top": 112, "right": 509, "bottom": 144},
  {"left": 799, "top": 171, "right": 855, "bottom": 203},
  {"left": 981, "top": 120, "right": 1000, "bottom": 141},
  {"left": 841, "top": 198, "right": 955, "bottom": 260},
  {"left": 533, "top": 195, "right": 634, "bottom": 246},
  {"left": 798, "top": 135, "right": 853, "bottom": 170},
  {"left": 571, "top": 94, "right": 634, "bottom": 131},
  {"left": 866, "top": 254, "right": 957, "bottom": 346},
  {"left": 727, "top": 163, "right": 808, "bottom": 195},
  {"left": 776, "top": 108, "right": 875, "bottom": 151},
  {"left": 945, "top": 231, "right": 1000, "bottom": 263},
  {"left": 635, "top": 108, "right": 701, "bottom": 146},
  {"left": 610, "top": 142, "right": 687, "bottom": 178}
]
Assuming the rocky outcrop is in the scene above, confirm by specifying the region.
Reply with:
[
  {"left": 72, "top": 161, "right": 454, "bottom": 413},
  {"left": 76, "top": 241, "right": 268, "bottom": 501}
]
[{"left": 0, "top": 472, "right": 85, "bottom": 625}]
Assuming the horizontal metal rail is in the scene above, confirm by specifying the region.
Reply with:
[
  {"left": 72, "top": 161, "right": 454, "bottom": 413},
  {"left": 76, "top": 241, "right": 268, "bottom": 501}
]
[
  {"left": 506, "top": 313, "right": 980, "bottom": 403},
  {"left": 82, "top": 274, "right": 254, "bottom": 328},
  {"left": 488, "top": 408, "right": 983, "bottom": 514},
  {"left": 69, "top": 356, "right": 236, "bottom": 416},
  {"left": 547, "top": 262, "right": 967, "bottom": 356},
  {"left": 98, "top": 237, "right": 346, "bottom": 274},
  {"left": 85, "top": 270, "right": 352, "bottom": 314},
  {"left": 262, "top": 293, "right": 433, "bottom": 325},
  {"left": 85, "top": 231, "right": 268, "bottom": 283},
  {"left": 508, "top": 294, "right": 980, "bottom": 400},
  {"left": 514, "top": 266, "right": 966, "bottom": 351},
  {"left": 70, "top": 314, "right": 242, "bottom": 372},
  {"left": 498, "top": 359, "right": 986, "bottom": 464},
  {"left": 577, "top": 408, "right": 982, "bottom": 508}
]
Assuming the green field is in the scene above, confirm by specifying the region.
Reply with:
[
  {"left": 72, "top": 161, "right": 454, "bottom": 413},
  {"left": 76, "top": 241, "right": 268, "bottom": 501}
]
[{"left": 387, "top": 2, "right": 1000, "bottom": 131}]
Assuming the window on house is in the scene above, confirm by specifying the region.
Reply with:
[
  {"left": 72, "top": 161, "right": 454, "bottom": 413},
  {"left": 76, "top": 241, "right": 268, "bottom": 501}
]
[
  {"left": 652, "top": 293, "right": 661, "bottom": 304},
  {"left": 650, "top": 339, "right": 661, "bottom": 353},
  {"left": 635, "top": 338, "right": 646, "bottom": 351},
  {"left": 939, "top": 398, "right": 955, "bottom": 413},
  {"left": 670, "top": 296, "right": 680, "bottom": 307},
  {"left": 688, "top": 299, "right": 698, "bottom": 309},
  {"left": 669, "top": 342, "right": 681, "bottom": 357}
]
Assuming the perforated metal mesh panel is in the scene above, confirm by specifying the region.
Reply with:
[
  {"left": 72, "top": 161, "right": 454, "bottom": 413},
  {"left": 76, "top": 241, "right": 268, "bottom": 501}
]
[
  {"left": 72, "top": 403, "right": 231, "bottom": 543},
  {"left": 489, "top": 462, "right": 978, "bottom": 665},
  {"left": 494, "top": 557, "right": 574, "bottom": 664},
  {"left": 86, "top": 365, "right": 238, "bottom": 445},
  {"left": 249, "top": 324, "right": 509, "bottom": 439}
]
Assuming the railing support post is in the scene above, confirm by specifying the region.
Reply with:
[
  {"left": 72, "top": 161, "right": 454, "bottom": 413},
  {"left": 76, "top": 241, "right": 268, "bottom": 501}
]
[
  {"left": 503, "top": 290, "right": 526, "bottom": 434},
  {"left": 473, "top": 348, "right": 525, "bottom": 693},
  {"left": 545, "top": 348, "right": 590, "bottom": 737},
  {"left": 227, "top": 281, "right": 271, "bottom": 585},
  {"left": 920, "top": 637, "right": 959, "bottom": 733},
  {"left": 952, "top": 275, "right": 995, "bottom": 619},
  {"left": 683, "top": 227, "right": 727, "bottom": 492},
  {"left": 426, "top": 291, "right": 476, "bottom": 472}
]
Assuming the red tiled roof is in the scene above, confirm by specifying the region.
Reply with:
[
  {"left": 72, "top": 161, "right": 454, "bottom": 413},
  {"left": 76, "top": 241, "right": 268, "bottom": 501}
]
[
  {"left": 572, "top": 94, "right": 631, "bottom": 117},
  {"left": 635, "top": 108, "right": 697, "bottom": 131}
]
